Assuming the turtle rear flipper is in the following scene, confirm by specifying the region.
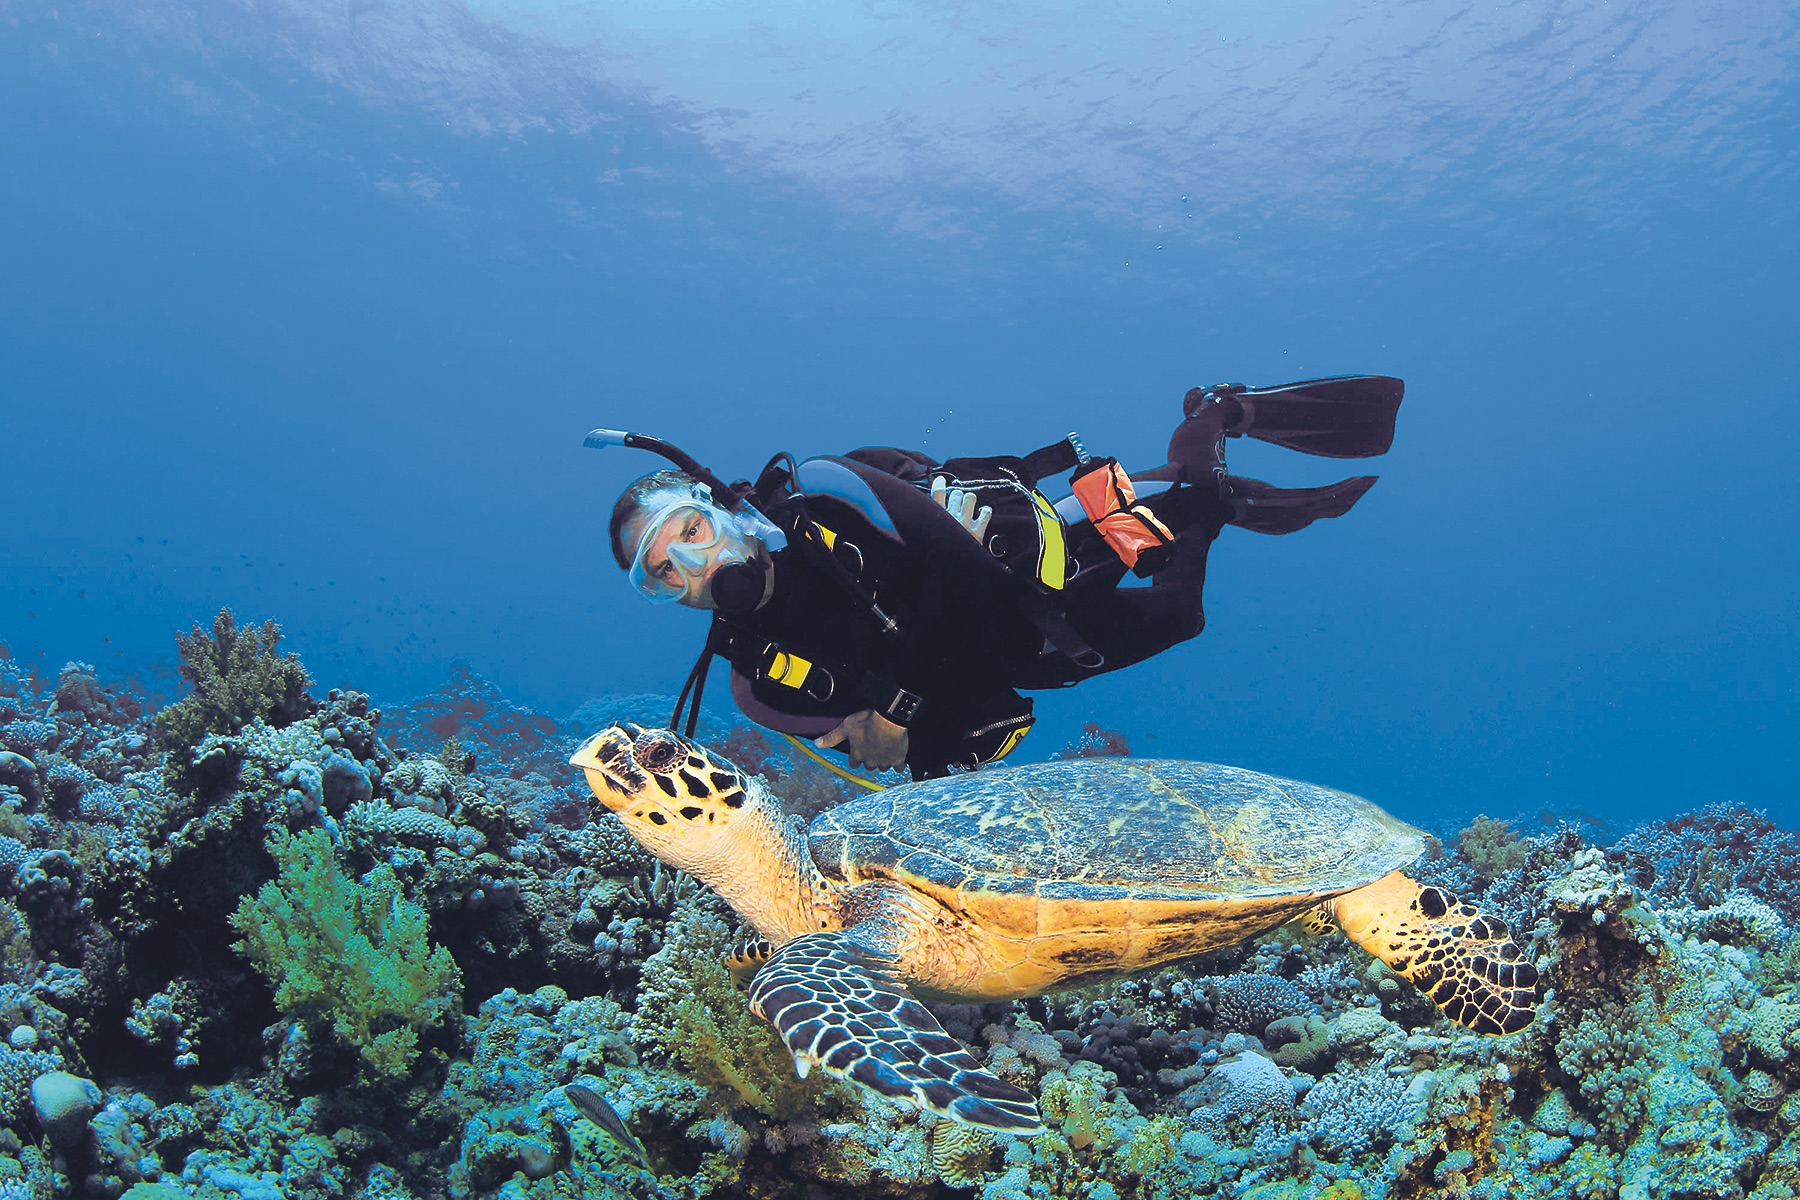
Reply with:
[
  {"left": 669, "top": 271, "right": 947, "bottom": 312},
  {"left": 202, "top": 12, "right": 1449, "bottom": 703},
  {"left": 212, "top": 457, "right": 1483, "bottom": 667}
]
[
  {"left": 1330, "top": 870, "right": 1539, "bottom": 1035},
  {"left": 727, "top": 936, "right": 775, "bottom": 988},
  {"left": 747, "top": 931, "right": 1044, "bottom": 1134}
]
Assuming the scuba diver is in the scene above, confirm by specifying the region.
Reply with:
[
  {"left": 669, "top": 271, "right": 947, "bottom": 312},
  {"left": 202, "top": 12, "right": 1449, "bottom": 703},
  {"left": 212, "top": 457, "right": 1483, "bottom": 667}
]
[{"left": 593, "top": 377, "right": 1403, "bottom": 781}]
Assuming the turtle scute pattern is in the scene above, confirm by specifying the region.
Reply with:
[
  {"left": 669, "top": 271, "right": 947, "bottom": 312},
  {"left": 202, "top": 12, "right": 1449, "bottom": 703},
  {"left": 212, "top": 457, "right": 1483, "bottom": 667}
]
[
  {"left": 817, "top": 760, "right": 1426, "bottom": 896},
  {"left": 747, "top": 932, "right": 1044, "bottom": 1133},
  {"left": 1347, "top": 876, "right": 1539, "bottom": 1035}
]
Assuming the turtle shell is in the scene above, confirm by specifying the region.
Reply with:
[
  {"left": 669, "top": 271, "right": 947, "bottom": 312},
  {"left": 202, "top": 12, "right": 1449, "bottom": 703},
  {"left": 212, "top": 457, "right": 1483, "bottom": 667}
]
[{"left": 807, "top": 758, "right": 1425, "bottom": 901}]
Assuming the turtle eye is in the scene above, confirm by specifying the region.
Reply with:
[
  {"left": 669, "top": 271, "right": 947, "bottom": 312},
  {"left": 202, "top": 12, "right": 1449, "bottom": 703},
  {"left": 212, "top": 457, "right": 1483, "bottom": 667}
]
[{"left": 635, "top": 732, "right": 682, "bottom": 773}]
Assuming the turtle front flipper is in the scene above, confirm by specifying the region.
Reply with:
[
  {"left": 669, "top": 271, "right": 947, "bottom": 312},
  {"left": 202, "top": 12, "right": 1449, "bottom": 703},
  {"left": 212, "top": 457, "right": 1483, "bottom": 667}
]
[
  {"left": 1330, "top": 870, "right": 1539, "bottom": 1035},
  {"left": 747, "top": 931, "right": 1044, "bottom": 1135}
]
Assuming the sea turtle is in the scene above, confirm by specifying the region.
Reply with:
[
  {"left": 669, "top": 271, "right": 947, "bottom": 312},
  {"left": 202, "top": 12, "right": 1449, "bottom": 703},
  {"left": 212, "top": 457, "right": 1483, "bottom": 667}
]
[{"left": 570, "top": 724, "right": 1539, "bottom": 1134}]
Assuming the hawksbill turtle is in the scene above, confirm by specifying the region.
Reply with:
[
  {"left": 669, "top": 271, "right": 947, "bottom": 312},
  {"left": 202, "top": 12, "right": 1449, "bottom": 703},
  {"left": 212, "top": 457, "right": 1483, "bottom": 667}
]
[{"left": 570, "top": 724, "right": 1539, "bottom": 1134}]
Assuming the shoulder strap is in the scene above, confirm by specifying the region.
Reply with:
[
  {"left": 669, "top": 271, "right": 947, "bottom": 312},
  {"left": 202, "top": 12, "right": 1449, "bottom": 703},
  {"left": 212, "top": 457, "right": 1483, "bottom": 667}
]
[{"left": 1018, "top": 434, "right": 1088, "bottom": 486}]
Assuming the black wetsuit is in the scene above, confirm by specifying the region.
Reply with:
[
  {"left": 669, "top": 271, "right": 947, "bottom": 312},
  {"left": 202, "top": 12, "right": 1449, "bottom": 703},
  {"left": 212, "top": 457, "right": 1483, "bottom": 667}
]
[{"left": 706, "top": 451, "right": 1231, "bottom": 779}]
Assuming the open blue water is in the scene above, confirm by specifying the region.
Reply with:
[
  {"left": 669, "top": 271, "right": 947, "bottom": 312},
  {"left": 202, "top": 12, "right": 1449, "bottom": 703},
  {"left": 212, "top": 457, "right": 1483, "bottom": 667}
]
[{"left": 3, "top": 0, "right": 1796, "bottom": 829}]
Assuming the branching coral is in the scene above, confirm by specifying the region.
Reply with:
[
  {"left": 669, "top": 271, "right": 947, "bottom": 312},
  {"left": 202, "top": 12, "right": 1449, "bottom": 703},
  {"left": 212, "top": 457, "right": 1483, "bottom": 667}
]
[
  {"left": 1617, "top": 805, "right": 1800, "bottom": 924},
  {"left": 1301, "top": 1066, "right": 1416, "bottom": 1158},
  {"left": 157, "top": 609, "right": 316, "bottom": 793},
  {"left": 1206, "top": 974, "right": 1318, "bottom": 1034},
  {"left": 1053, "top": 722, "right": 1132, "bottom": 759},
  {"left": 230, "top": 826, "right": 461, "bottom": 1078}
]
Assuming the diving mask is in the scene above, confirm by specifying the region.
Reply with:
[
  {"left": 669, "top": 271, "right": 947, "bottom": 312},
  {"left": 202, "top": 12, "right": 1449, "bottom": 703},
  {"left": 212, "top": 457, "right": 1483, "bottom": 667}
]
[{"left": 627, "top": 484, "right": 783, "bottom": 606}]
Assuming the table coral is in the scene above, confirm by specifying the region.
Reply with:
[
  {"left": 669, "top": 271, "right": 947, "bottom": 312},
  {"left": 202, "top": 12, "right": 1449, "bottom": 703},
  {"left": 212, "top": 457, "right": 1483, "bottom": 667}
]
[{"left": 1665, "top": 893, "right": 1791, "bottom": 951}]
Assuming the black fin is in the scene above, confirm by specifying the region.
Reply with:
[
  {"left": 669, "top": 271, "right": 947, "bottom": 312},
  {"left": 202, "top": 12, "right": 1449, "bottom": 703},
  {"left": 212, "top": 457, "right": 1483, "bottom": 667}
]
[
  {"left": 1205, "top": 376, "right": 1404, "bottom": 459},
  {"left": 1226, "top": 475, "right": 1377, "bottom": 535}
]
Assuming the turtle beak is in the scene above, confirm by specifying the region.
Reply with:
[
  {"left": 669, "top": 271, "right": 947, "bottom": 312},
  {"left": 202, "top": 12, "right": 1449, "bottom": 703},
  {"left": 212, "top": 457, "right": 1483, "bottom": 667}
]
[{"left": 570, "top": 726, "right": 645, "bottom": 810}]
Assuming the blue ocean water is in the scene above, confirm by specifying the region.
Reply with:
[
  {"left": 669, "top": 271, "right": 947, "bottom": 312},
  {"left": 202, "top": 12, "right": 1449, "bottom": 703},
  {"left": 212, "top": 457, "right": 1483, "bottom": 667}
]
[
  {"left": 7, "top": 8, "right": 1800, "bottom": 1200},
  {"left": 3, "top": 0, "right": 1796, "bottom": 831}
]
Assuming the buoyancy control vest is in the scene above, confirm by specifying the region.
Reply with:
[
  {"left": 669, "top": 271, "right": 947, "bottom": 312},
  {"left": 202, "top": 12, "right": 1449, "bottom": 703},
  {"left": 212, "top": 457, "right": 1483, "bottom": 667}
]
[{"left": 668, "top": 437, "right": 1102, "bottom": 772}]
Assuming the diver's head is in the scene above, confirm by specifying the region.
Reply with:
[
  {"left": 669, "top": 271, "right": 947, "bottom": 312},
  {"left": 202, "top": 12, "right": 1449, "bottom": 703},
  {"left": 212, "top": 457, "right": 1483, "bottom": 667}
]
[{"left": 609, "top": 470, "right": 779, "bottom": 612}]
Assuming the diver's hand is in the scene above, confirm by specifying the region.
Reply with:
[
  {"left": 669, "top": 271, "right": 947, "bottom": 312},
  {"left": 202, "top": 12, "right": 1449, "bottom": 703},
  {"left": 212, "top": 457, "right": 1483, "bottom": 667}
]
[
  {"left": 815, "top": 709, "right": 909, "bottom": 771},
  {"left": 930, "top": 476, "right": 993, "bottom": 544}
]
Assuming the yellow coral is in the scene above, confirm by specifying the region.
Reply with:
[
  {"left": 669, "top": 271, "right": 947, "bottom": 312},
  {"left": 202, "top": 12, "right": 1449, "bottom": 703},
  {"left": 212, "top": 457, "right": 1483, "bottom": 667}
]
[
  {"left": 1039, "top": 1064, "right": 1116, "bottom": 1153},
  {"left": 1114, "top": 1116, "right": 1182, "bottom": 1178}
]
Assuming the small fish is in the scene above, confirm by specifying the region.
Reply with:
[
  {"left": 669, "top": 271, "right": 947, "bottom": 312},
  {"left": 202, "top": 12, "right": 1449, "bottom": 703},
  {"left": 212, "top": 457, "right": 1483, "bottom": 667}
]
[{"left": 565, "top": 1083, "right": 648, "bottom": 1166}]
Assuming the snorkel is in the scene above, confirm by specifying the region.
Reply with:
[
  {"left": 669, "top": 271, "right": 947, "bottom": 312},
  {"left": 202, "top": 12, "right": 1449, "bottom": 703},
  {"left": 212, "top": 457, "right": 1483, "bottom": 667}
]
[
  {"left": 585, "top": 428, "right": 783, "bottom": 614},
  {"left": 584, "top": 430, "right": 740, "bottom": 507}
]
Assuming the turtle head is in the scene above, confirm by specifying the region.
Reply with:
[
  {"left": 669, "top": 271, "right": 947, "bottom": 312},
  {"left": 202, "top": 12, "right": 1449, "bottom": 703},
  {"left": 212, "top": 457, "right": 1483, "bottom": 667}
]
[
  {"left": 570, "top": 723, "right": 759, "bottom": 865},
  {"left": 573, "top": 723, "right": 838, "bottom": 943}
]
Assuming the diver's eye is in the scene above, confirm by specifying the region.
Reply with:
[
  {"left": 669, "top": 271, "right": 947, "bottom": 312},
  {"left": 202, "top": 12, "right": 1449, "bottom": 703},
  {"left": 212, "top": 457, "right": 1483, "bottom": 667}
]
[{"left": 683, "top": 518, "right": 704, "bottom": 541}]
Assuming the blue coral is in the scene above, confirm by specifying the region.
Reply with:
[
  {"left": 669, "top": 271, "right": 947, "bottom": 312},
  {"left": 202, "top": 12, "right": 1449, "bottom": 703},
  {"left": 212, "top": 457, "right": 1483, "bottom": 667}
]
[
  {"left": 1206, "top": 973, "right": 1319, "bottom": 1034},
  {"left": 0, "top": 722, "right": 55, "bottom": 755},
  {"left": 1300, "top": 1066, "right": 1417, "bottom": 1157}
]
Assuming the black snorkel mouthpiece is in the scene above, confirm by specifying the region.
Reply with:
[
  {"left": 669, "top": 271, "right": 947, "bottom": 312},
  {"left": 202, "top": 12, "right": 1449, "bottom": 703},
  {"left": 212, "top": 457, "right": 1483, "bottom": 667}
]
[
  {"left": 583, "top": 428, "right": 748, "bottom": 514},
  {"left": 708, "top": 558, "right": 768, "bottom": 615}
]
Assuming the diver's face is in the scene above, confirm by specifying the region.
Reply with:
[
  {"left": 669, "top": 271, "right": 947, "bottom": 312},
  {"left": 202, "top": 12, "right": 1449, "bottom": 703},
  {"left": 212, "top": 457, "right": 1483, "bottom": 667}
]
[{"left": 624, "top": 492, "right": 768, "bottom": 610}]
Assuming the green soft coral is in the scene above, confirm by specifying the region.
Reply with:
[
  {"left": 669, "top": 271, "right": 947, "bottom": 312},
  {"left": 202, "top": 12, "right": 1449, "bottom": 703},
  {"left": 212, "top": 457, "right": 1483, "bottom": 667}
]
[
  {"left": 632, "top": 902, "right": 841, "bottom": 1120},
  {"left": 231, "top": 826, "right": 461, "bottom": 1078},
  {"left": 1456, "top": 814, "right": 1529, "bottom": 880}
]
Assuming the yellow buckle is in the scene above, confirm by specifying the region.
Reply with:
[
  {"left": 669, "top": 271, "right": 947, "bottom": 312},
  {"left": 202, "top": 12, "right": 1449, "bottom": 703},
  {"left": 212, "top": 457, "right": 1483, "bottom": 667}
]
[{"left": 767, "top": 649, "right": 814, "bottom": 689}]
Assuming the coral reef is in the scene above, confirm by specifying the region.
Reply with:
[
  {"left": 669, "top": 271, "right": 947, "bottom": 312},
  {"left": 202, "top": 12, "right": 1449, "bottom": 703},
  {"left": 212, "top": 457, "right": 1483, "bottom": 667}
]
[{"left": 0, "top": 629, "right": 1796, "bottom": 1200}]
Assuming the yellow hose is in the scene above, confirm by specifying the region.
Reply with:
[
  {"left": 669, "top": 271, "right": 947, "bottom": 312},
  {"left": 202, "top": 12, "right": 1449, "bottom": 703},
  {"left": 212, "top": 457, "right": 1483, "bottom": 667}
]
[{"left": 782, "top": 733, "right": 887, "bottom": 791}]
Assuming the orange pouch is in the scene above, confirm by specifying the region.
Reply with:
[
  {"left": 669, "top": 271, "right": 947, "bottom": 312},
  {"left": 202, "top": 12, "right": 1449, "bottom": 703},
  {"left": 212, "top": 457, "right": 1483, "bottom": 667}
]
[{"left": 1070, "top": 459, "right": 1175, "bottom": 576}]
